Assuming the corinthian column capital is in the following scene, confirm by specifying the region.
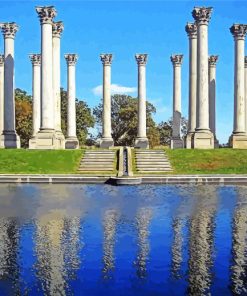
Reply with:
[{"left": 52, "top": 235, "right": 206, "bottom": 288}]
[
  {"left": 185, "top": 22, "right": 197, "bottom": 39},
  {"left": 65, "top": 54, "right": 78, "bottom": 66},
  {"left": 208, "top": 55, "right": 218, "bottom": 67},
  {"left": 36, "top": 6, "right": 57, "bottom": 25},
  {"left": 52, "top": 21, "right": 64, "bottom": 38},
  {"left": 100, "top": 54, "right": 113, "bottom": 66},
  {"left": 170, "top": 54, "right": 183, "bottom": 66},
  {"left": 0, "top": 22, "right": 19, "bottom": 39},
  {"left": 192, "top": 7, "right": 213, "bottom": 25},
  {"left": 230, "top": 24, "right": 247, "bottom": 40},
  {"left": 29, "top": 54, "right": 41, "bottom": 66},
  {"left": 135, "top": 54, "right": 148, "bottom": 66},
  {"left": 0, "top": 55, "right": 4, "bottom": 65}
]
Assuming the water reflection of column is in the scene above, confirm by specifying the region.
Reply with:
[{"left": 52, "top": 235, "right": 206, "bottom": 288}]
[
  {"left": 187, "top": 186, "right": 217, "bottom": 295},
  {"left": 135, "top": 208, "right": 152, "bottom": 279},
  {"left": 63, "top": 217, "right": 81, "bottom": 280},
  {"left": 231, "top": 188, "right": 247, "bottom": 295},
  {"left": 102, "top": 209, "right": 119, "bottom": 279},
  {"left": 171, "top": 218, "right": 184, "bottom": 279},
  {"left": 0, "top": 218, "right": 19, "bottom": 292},
  {"left": 35, "top": 215, "right": 66, "bottom": 295}
]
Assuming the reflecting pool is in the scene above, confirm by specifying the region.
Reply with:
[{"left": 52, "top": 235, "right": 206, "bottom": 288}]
[{"left": 0, "top": 184, "right": 246, "bottom": 295}]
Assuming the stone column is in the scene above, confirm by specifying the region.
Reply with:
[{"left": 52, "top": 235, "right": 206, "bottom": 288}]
[
  {"left": 208, "top": 55, "right": 219, "bottom": 148},
  {"left": 52, "top": 21, "right": 65, "bottom": 148},
  {"left": 29, "top": 54, "right": 41, "bottom": 148},
  {"left": 99, "top": 54, "right": 114, "bottom": 148},
  {"left": 229, "top": 24, "right": 247, "bottom": 148},
  {"left": 170, "top": 54, "right": 184, "bottom": 149},
  {"left": 33, "top": 6, "right": 61, "bottom": 149},
  {"left": 185, "top": 23, "right": 197, "bottom": 149},
  {"left": 0, "top": 55, "right": 4, "bottom": 144},
  {"left": 244, "top": 56, "right": 247, "bottom": 133},
  {"left": 0, "top": 23, "right": 20, "bottom": 148},
  {"left": 192, "top": 7, "right": 214, "bottom": 149},
  {"left": 135, "top": 54, "right": 149, "bottom": 148},
  {"left": 64, "top": 54, "right": 79, "bottom": 149}
]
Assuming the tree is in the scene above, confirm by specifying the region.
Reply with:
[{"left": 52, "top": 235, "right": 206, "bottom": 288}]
[
  {"left": 93, "top": 94, "right": 160, "bottom": 147},
  {"left": 60, "top": 88, "right": 95, "bottom": 145},
  {"left": 15, "top": 88, "right": 33, "bottom": 148}
]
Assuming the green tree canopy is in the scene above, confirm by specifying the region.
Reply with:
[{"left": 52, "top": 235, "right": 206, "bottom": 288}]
[
  {"left": 15, "top": 88, "right": 33, "bottom": 148},
  {"left": 93, "top": 94, "right": 160, "bottom": 147},
  {"left": 60, "top": 88, "right": 95, "bottom": 145}
]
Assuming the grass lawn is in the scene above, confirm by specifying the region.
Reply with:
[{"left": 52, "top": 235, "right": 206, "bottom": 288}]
[
  {"left": 166, "top": 148, "right": 247, "bottom": 174},
  {"left": 0, "top": 149, "right": 83, "bottom": 174}
]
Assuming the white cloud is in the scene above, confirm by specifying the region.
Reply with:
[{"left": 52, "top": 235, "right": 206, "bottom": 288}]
[{"left": 92, "top": 84, "right": 137, "bottom": 96}]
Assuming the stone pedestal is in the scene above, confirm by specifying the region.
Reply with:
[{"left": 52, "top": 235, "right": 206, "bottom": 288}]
[
  {"left": 99, "top": 54, "right": 114, "bottom": 148},
  {"left": 185, "top": 22, "right": 197, "bottom": 149},
  {"left": 0, "top": 23, "right": 20, "bottom": 148},
  {"left": 135, "top": 54, "right": 149, "bottom": 149},
  {"left": 192, "top": 7, "right": 214, "bottom": 149},
  {"left": 229, "top": 24, "right": 247, "bottom": 148},
  {"left": 170, "top": 54, "right": 184, "bottom": 149},
  {"left": 65, "top": 54, "right": 79, "bottom": 149},
  {"left": 33, "top": 6, "right": 62, "bottom": 149},
  {"left": 53, "top": 21, "right": 65, "bottom": 149}
]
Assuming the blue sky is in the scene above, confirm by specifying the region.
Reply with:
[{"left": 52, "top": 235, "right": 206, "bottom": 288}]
[{"left": 1, "top": 0, "right": 247, "bottom": 144}]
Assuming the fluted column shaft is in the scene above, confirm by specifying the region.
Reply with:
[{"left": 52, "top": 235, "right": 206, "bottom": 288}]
[
  {"left": 52, "top": 22, "right": 63, "bottom": 133},
  {"left": 230, "top": 25, "right": 247, "bottom": 134},
  {"left": 208, "top": 56, "right": 218, "bottom": 135},
  {"left": 36, "top": 7, "right": 56, "bottom": 130},
  {"left": 138, "top": 62, "right": 146, "bottom": 138},
  {"left": 65, "top": 55, "right": 77, "bottom": 138},
  {"left": 0, "top": 55, "right": 3, "bottom": 137},
  {"left": 29, "top": 54, "right": 41, "bottom": 136},
  {"left": 1, "top": 23, "right": 17, "bottom": 133},
  {"left": 193, "top": 9, "right": 211, "bottom": 130},
  {"left": 101, "top": 54, "right": 112, "bottom": 139},
  {"left": 245, "top": 56, "right": 247, "bottom": 132},
  {"left": 186, "top": 23, "right": 197, "bottom": 134},
  {"left": 135, "top": 54, "right": 149, "bottom": 148},
  {"left": 171, "top": 55, "right": 183, "bottom": 138}
]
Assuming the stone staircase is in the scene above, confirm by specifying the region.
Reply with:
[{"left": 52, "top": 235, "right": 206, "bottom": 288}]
[
  {"left": 78, "top": 149, "right": 116, "bottom": 173},
  {"left": 134, "top": 149, "right": 172, "bottom": 173}
]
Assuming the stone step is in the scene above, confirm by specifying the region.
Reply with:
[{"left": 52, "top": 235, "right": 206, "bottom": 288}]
[
  {"left": 80, "top": 164, "right": 114, "bottom": 168},
  {"left": 135, "top": 159, "right": 169, "bottom": 162},
  {"left": 80, "top": 158, "right": 113, "bottom": 164},
  {"left": 135, "top": 150, "right": 164, "bottom": 153},
  {"left": 78, "top": 168, "right": 114, "bottom": 171},
  {"left": 137, "top": 168, "right": 172, "bottom": 171},
  {"left": 84, "top": 151, "right": 115, "bottom": 154},
  {"left": 136, "top": 163, "right": 171, "bottom": 167}
]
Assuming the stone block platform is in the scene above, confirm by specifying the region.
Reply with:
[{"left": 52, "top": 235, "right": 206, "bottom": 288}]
[
  {"left": 78, "top": 149, "right": 116, "bottom": 173},
  {"left": 134, "top": 150, "right": 172, "bottom": 173}
]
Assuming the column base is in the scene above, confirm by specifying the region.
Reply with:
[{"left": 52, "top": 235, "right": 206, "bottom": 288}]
[
  {"left": 170, "top": 137, "right": 184, "bottom": 149},
  {"left": 192, "top": 130, "right": 214, "bottom": 149},
  {"left": 55, "top": 130, "right": 65, "bottom": 149},
  {"left": 29, "top": 129, "right": 63, "bottom": 149},
  {"left": 0, "top": 131, "right": 20, "bottom": 148},
  {"left": 135, "top": 137, "right": 149, "bottom": 149},
  {"left": 99, "top": 137, "right": 114, "bottom": 148},
  {"left": 65, "top": 137, "right": 79, "bottom": 149},
  {"left": 229, "top": 133, "right": 247, "bottom": 149},
  {"left": 185, "top": 132, "right": 194, "bottom": 149}
]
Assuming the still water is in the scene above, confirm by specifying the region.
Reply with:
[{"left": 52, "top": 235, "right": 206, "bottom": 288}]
[{"left": 0, "top": 184, "right": 246, "bottom": 295}]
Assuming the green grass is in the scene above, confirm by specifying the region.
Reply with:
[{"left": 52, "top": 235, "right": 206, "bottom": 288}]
[
  {"left": 166, "top": 148, "right": 247, "bottom": 174},
  {"left": 0, "top": 149, "right": 83, "bottom": 174}
]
